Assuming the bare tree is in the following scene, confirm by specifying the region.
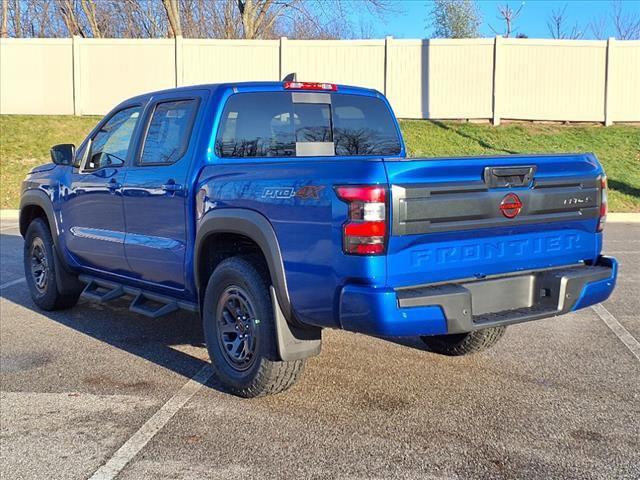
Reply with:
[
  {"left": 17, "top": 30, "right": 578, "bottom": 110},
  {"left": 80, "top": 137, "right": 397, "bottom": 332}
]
[
  {"left": 547, "top": 4, "right": 584, "bottom": 39},
  {"left": 1, "top": 0, "right": 8, "bottom": 38},
  {"left": 6, "top": 0, "right": 62, "bottom": 38},
  {"left": 177, "top": 0, "right": 244, "bottom": 39},
  {"left": 490, "top": 2, "right": 525, "bottom": 38},
  {"left": 162, "top": 0, "right": 182, "bottom": 37},
  {"left": 205, "top": 0, "right": 391, "bottom": 40},
  {"left": 288, "top": 11, "right": 348, "bottom": 40},
  {"left": 211, "top": 0, "right": 244, "bottom": 39},
  {"left": 236, "top": 0, "right": 277, "bottom": 39},
  {"left": 611, "top": 0, "right": 640, "bottom": 40},
  {"left": 11, "top": 0, "right": 20, "bottom": 37},
  {"left": 1, "top": 0, "right": 390, "bottom": 40},
  {"left": 58, "top": 0, "right": 85, "bottom": 36},
  {"left": 588, "top": 16, "right": 608, "bottom": 40},
  {"left": 80, "top": 0, "right": 101, "bottom": 37},
  {"left": 117, "top": 0, "right": 169, "bottom": 38}
]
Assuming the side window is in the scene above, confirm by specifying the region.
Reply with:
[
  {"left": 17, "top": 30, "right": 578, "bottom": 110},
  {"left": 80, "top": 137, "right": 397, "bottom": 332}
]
[
  {"left": 216, "top": 92, "right": 295, "bottom": 158},
  {"left": 85, "top": 106, "right": 141, "bottom": 171},
  {"left": 139, "top": 100, "right": 198, "bottom": 165}
]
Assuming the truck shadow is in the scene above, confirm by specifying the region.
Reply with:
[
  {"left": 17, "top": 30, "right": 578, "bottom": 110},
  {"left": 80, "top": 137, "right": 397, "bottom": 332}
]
[
  {"left": 608, "top": 179, "right": 640, "bottom": 201},
  {"left": 378, "top": 336, "right": 433, "bottom": 353},
  {"left": 2, "top": 230, "right": 436, "bottom": 392},
  {"left": 0, "top": 233, "right": 230, "bottom": 393}
]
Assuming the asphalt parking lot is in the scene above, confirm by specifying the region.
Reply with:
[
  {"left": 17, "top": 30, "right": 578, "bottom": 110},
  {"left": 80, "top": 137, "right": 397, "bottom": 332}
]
[{"left": 1, "top": 217, "right": 638, "bottom": 480}]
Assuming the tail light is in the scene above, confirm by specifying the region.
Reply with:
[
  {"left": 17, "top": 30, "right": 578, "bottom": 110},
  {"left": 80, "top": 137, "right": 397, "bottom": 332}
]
[
  {"left": 284, "top": 81, "right": 338, "bottom": 91},
  {"left": 598, "top": 175, "right": 607, "bottom": 232},
  {"left": 335, "top": 185, "right": 387, "bottom": 255}
]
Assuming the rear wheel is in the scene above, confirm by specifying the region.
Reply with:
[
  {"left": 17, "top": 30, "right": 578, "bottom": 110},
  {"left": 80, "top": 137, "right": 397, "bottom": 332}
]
[
  {"left": 23, "top": 218, "right": 81, "bottom": 310},
  {"left": 202, "top": 256, "right": 305, "bottom": 397},
  {"left": 420, "top": 326, "right": 506, "bottom": 356}
]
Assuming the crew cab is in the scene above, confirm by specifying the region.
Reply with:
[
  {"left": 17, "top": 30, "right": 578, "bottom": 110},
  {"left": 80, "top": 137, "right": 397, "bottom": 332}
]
[{"left": 20, "top": 81, "right": 617, "bottom": 397}]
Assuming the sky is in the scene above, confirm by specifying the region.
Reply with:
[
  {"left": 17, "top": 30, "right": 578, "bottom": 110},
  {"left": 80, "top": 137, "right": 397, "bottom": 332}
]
[{"left": 354, "top": 0, "right": 640, "bottom": 39}]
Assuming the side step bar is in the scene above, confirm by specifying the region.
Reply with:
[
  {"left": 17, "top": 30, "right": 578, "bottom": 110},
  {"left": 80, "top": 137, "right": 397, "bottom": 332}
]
[{"left": 79, "top": 275, "right": 197, "bottom": 318}]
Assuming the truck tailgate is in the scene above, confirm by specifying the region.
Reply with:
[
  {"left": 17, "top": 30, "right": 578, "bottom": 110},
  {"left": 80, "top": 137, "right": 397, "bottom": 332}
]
[{"left": 383, "top": 153, "right": 603, "bottom": 288}]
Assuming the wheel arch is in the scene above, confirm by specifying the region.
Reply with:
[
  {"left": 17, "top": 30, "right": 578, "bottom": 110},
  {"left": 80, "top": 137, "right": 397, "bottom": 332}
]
[
  {"left": 195, "top": 208, "right": 293, "bottom": 322},
  {"left": 195, "top": 208, "right": 321, "bottom": 362},
  {"left": 19, "top": 190, "right": 58, "bottom": 241},
  {"left": 20, "top": 189, "right": 83, "bottom": 296}
]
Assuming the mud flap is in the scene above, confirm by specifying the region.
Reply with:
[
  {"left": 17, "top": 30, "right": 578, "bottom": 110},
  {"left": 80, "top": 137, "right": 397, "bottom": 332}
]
[
  {"left": 270, "top": 286, "right": 322, "bottom": 361},
  {"left": 52, "top": 244, "right": 83, "bottom": 296}
]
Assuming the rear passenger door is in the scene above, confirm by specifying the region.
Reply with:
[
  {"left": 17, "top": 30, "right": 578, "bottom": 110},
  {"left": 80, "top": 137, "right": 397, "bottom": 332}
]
[{"left": 121, "top": 93, "right": 203, "bottom": 291}]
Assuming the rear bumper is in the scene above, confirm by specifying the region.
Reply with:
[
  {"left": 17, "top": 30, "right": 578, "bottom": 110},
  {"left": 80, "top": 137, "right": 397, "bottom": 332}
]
[{"left": 339, "top": 256, "right": 617, "bottom": 336}]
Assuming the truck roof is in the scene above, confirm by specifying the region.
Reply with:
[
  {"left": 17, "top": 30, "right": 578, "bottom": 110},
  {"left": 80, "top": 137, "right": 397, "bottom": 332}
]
[{"left": 121, "top": 81, "right": 381, "bottom": 107}]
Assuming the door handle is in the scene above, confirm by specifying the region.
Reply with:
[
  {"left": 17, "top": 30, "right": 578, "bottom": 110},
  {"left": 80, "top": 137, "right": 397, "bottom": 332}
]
[
  {"left": 161, "top": 182, "right": 184, "bottom": 193},
  {"left": 107, "top": 179, "right": 122, "bottom": 191}
]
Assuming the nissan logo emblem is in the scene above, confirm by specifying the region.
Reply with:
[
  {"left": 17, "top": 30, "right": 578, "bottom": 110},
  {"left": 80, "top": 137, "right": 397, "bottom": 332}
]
[{"left": 500, "top": 193, "right": 523, "bottom": 218}]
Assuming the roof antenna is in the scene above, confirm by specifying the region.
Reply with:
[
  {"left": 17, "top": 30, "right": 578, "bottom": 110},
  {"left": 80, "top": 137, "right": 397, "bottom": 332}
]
[{"left": 282, "top": 72, "right": 297, "bottom": 82}]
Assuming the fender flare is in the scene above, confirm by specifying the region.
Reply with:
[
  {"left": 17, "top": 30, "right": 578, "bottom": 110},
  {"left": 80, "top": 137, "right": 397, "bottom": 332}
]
[
  {"left": 194, "top": 208, "right": 321, "bottom": 361},
  {"left": 19, "top": 189, "right": 84, "bottom": 296},
  {"left": 19, "top": 189, "right": 59, "bottom": 242},
  {"left": 195, "top": 208, "right": 293, "bottom": 318}
]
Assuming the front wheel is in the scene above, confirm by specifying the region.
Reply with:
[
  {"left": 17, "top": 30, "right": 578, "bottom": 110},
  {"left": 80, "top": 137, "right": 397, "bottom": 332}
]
[
  {"left": 23, "top": 218, "right": 81, "bottom": 310},
  {"left": 202, "top": 257, "right": 305, "bottom": 397},
  {"left": 420, "top": 326, "right": 506, "bottom": 356}
]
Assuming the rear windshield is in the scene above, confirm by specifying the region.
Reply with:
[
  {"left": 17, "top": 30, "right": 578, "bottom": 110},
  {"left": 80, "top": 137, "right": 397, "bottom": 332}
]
[{"left": 215, "top": 91, "right": 401, "bottom": 158}]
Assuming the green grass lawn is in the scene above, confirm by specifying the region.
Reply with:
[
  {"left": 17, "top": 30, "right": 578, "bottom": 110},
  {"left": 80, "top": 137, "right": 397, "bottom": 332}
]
[
  {"left": 401, "top": 120, "right": 640, "bottom": 212},
  {"left": 1, "top": 115, "right": 639, "bottom": 211},
  {"left": 1, "top": 115, "right": 101, "bottom": 210}
]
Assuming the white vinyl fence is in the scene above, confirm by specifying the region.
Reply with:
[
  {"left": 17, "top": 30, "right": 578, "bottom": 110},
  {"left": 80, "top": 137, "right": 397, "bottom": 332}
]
[{"left": 1, "top": 36, "right": 638, "bottom": 124}]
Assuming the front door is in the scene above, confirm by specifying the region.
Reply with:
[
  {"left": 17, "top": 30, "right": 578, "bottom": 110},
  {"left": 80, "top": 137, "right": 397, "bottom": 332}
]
[
  {"left": 62, "top": 105, "right": 142, "bottom": 275},
  {"left": 121, "top": 95, "right": 201, "bottom": 291}
]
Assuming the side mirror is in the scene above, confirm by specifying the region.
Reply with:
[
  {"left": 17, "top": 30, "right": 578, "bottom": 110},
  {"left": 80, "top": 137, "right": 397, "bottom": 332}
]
[{"left": 50, "top": 144, "right": 75, "bottom": 166}]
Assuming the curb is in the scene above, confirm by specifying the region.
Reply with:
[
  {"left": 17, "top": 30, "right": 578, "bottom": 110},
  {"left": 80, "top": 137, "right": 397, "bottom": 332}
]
[
  {"left": 607, "top": 213, "right": 640, "bottom": 223},
  {"left": 0, "top": 210, "right": 19, "bottom": 220},
  {"left": 2, "top": 209, "right": 638, "bottom": 223}
]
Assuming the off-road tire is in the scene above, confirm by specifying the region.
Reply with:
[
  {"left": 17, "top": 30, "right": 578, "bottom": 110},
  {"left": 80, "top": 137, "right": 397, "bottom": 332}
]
[
  {"left": 202, "top": 256, "right": 305, "bottom": 397},
  {"left": 23, "top": 218, "right": 81, "bottom": 310},
  {"left": 420, "top": 326, "right": 507, "bottom": 356}
]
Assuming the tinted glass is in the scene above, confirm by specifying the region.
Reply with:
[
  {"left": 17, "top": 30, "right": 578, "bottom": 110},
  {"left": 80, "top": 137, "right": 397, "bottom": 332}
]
[
  {"left": 216, "top": 92, "right": 400, "bottom": 158},
  {"left": 293, "top": 103, "right": 332, "bottom": 142},
  {"left": 332, "top": 95, "right": 401, "bottom": 156},
  {"left": 73, "top": 141, "right": 87, "bottom": 168},
  {"left": 87, "top": 106, "right": 141, "bottom": 170},
  {"left": 140, "top": 100, "right": 197, "bottom": 165},
  {"left": 216, "top": 92, "right": 295, "bottom": 158}
]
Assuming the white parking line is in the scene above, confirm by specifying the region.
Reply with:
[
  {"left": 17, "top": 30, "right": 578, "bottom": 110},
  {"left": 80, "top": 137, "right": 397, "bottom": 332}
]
[
  {"left": 0, "top": 278, "right": 26, "bottom": 290},
  {"left": 88, "top": 364, "right": 214, "bottom": 480},
  {"left": 0, "top": 225, "right": 19, "bottom": 232},
  {"left": 592, "top": 304, "right": 640, "bottom": 362}
]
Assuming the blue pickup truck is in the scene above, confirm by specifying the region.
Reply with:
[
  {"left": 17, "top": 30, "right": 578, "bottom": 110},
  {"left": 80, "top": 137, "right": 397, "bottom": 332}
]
[{"left": 20, "top": 81, "right": 617, "bottom": 397}]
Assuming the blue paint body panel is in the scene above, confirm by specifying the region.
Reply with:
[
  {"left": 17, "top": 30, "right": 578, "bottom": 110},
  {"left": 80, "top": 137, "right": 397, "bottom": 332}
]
[
  {"left": 340, "top": 285, "right": 448, "bottom": 336},
  {"left": 20, "top": 81, "right": 618, "bottom": 337},
  {"left": 572, "top": 257, "right": 618, "bottom": 310}
]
